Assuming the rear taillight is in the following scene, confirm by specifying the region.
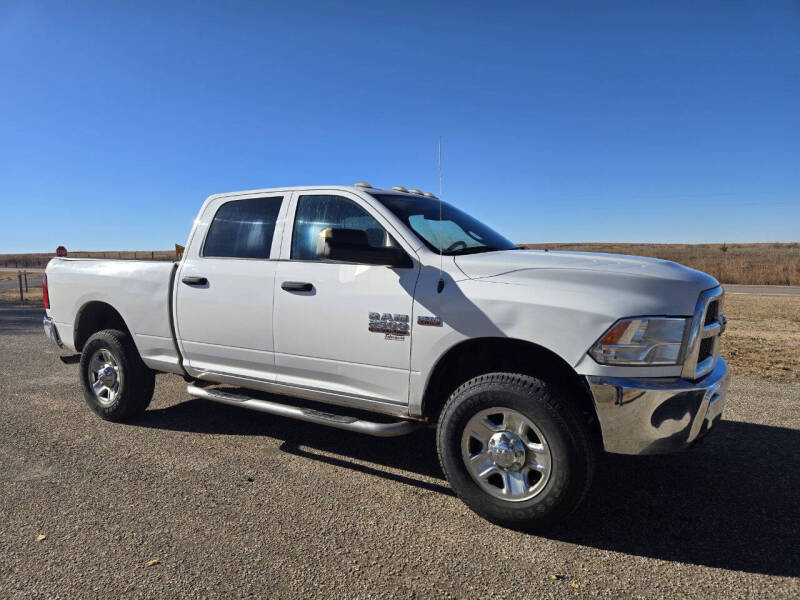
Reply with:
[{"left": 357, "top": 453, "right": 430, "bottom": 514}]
[{"left": 42, "top": 274, "right": 50, "bottom": 309}]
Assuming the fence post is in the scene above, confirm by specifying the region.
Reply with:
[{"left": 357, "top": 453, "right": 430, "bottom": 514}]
[
  {"left": 24, "top": 270, "right": 28, "bottom": 291},
  {"left": 18, "top": 270, "right": 23, "bottom": 302}
]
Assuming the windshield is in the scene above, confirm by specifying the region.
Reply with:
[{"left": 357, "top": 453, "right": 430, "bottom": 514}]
[{"left": 371, "top": 194, "right": 517, "bottom": 256}]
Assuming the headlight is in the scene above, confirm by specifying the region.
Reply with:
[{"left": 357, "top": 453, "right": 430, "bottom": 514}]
[{"left": 589, "top": 317, "right": 689, "bottom": 366}]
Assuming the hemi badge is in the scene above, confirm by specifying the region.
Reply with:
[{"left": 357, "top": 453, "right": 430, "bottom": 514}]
[{"left": 418, "top": 316, "right": 442, "bottom": 327}]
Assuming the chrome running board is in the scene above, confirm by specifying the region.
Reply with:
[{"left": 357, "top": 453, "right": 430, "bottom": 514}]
[{"left": 186, "top": 384, "right": 422, "bottom": 437}]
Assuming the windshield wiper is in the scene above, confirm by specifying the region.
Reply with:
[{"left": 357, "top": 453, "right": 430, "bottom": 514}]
[{"left": 447, "top": 246, "right": 507, "bottom": 256}]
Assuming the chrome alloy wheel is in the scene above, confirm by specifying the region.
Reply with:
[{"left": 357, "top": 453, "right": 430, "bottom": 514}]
[
  {"left": 460, "top": 407, "right": 552, "bottom": 502},
  {"left": 87, "top": 348, "right": 122, "bottom": 406}
]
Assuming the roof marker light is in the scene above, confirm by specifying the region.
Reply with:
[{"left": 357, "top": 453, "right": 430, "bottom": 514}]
[
  {"left": 408, "top": 188, "right": 423, "bottom": 195},
  {"left": 354, "top": 181, "right": 373, "bottom": 188},
  {"left": 391, "top": 186, "right": 408, "bottom": 192}
]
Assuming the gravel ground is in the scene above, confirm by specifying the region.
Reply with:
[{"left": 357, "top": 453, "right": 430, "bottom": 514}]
[{"left": 1, "top": 307, "right": 798, "bottom": 599}]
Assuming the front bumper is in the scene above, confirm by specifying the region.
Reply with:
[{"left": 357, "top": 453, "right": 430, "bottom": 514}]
[
  {"left": 587, "top": 357, "right": 729, "bottom": 454},
  {"left": 43, "top": 316, "right": 63, "bottom": 348}
]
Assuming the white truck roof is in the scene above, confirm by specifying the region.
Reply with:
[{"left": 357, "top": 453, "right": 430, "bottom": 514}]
[{"left": 203, "top": 184, "right": 426, "bottom": 202}]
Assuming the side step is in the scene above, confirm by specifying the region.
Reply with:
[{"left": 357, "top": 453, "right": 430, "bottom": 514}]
[{"left": 186, "top": 384, "right": 422, "bottom": 437}]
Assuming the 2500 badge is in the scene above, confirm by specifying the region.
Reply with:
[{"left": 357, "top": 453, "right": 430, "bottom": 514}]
[{"left": 368, "top": 312, "right": 409, "bottom": 337}]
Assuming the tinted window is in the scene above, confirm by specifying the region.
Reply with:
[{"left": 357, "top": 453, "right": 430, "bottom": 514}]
[
  {"left": 203, "top": 197, "right": 282, "bottom": 259},
  {"left": 291, "top": 195, "right": 389, "bottom": 260}
]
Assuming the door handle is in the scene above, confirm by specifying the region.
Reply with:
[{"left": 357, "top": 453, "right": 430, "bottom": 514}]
[
  {"left": 281, "top": 281, "right": 313, "bottom": 292},
  {"left": 182, "top": 276, "right": 208, "bottom": 286}
]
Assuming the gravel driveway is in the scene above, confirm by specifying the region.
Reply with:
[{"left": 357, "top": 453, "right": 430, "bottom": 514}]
[{"left": 1, "top": 307, "right": 798, "bottom": 598}]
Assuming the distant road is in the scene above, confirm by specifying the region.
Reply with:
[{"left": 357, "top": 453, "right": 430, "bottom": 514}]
[{"left": 724, "top": 284, "right": 800, "bottom": 297}]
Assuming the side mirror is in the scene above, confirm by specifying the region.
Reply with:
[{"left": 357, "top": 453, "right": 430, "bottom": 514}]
[{"left": 316, "top": 228, "right": 411, "bottom": 268}]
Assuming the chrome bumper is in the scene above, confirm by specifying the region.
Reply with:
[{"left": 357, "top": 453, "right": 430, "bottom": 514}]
[
  {"left": 587, "top": 357, "right": 729, "bottom": 455},
  {"left": 43, "top": 316, "right": 63, "bottom": 348}
]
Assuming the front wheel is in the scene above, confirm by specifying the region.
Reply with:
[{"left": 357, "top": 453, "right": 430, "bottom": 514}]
[
  {"left": 437, "top": 372, "right": 595, "bottom": 530},
  {"left": 79, "top": 329, "right": 155, "bottom": 421}
]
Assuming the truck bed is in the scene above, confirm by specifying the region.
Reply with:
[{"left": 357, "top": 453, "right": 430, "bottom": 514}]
[{"left": 45, "top": 258, "right": 182, "bottom": 373}]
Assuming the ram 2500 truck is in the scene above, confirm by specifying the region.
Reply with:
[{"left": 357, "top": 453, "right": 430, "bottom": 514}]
[{"left": 42, "top": 183, "right": 729, "bottom": 529}]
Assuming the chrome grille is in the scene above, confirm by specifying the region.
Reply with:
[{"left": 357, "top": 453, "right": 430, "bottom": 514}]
[
  {"left": 698, "top": 336, "right": 714, "bottom": 363},
  {"left": 681, "top": 287, "right": 726, "bottom": 380},
  {"left": 704, "top": 300, "right": 720, "bottom": 326}
]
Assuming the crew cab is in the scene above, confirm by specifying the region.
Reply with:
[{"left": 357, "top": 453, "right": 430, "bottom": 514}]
[{"left": 42, "top": 183, "right": 729, "bottom": 529}]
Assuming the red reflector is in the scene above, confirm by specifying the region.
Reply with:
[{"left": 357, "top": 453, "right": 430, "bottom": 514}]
[{"left": 42, "top": 274, "right": 50, "bottom": 309}]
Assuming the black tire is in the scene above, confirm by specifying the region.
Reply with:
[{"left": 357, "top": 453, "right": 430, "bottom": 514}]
[
  {"left": 437, "top": 372, "right": 595, "bottom": 530},
  {"left": 79, "top": 329, "right": 155, "bottom": 421}
]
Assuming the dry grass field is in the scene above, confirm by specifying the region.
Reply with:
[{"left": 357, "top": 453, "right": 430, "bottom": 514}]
[{"left": 521, "top": 242, "right": 800, "bottom": 285}]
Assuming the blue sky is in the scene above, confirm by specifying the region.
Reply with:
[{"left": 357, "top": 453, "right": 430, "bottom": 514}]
[{"left": 1, "top": 0, "right": 798, "bottom": 252}]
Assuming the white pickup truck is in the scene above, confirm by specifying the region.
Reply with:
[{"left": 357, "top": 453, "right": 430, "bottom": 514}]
[{"left": 43, "top": 183, "right": 729, "bottom": 529}]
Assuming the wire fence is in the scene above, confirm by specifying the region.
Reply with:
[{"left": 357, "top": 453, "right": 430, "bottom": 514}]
[
  {"left": 0, "top": 251, "right": 177, "bottom": 269},
  {"left": 0, "top": 269, "right": 43, "bottom": 305}
]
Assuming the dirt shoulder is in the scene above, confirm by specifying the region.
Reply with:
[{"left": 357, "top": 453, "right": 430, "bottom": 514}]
[
  {"left": 0, "top": 284, "right": 44, "bottom": 307},
  {"left": 722, "top": 295, "right": 799, "bottom": 381}
]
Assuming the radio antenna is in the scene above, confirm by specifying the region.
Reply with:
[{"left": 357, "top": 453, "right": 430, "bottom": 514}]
[{"left": 437, "top": 136, "right": 445, "bottom": 293}]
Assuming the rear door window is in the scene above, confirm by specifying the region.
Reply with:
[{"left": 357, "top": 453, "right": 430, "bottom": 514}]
[{"left": 203, "top": 197, "right": 283, "bottom": 259}]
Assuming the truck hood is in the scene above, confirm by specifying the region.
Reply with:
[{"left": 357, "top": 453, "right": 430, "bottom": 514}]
[
  {"left": 454, "top": 249, "right": 720, "bottom": 315},
  {"left": 455, "top": 249, "right": 716, "bottom": 284}
]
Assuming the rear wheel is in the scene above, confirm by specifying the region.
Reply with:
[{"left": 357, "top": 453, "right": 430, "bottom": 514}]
[
  {"left": 437, "top": 372, "right": 595, "bottom": 530},
  {"left": 79, "top": 329, "right": 155, "bottom": 421}
]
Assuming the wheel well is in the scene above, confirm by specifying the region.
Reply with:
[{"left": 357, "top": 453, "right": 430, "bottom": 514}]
[
  {"left": 422, "top": 337, "right": 599, "bottom": 436},
  {"left": 73, "top": 302, "right": 130, "bottom": 352}
]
